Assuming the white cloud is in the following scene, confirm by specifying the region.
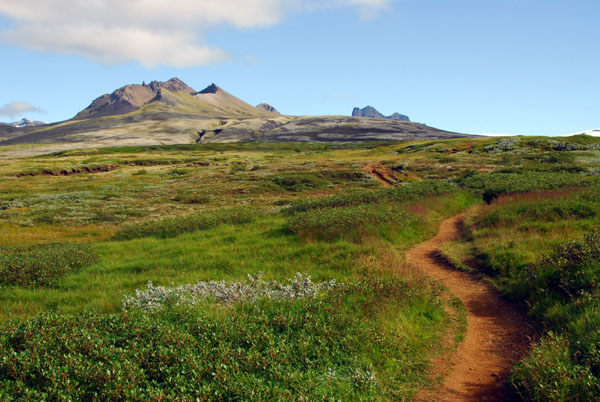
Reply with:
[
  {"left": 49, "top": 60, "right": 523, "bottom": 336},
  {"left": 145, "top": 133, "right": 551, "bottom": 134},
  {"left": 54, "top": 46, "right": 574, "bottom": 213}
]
[
  {"left": 0, "top": 0, "right": 390, "bottom": 67},
  {"left": 0, "top": 101, "right": 45, "bottom": 118}
]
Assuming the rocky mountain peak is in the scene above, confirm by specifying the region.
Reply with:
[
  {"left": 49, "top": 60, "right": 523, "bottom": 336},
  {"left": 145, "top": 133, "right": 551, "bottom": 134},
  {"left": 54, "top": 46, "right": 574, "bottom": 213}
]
[
  {"left": 352, "top": 106, "right": 410, "bottom": 121},
  {"left": 256, "top": 103, "right": 280, "bottom": 114},
  {"left": 75, "top": 78, "right": 197, "bottom": 119},
  {"left": 146, "top": 78, "right": 195, "bottom": 94},
  {"left": 0, "top": 118, "right": 47, "bottom": 128},
  {"left": 197, "top": 83, "right": 222, "bottom": 95}
]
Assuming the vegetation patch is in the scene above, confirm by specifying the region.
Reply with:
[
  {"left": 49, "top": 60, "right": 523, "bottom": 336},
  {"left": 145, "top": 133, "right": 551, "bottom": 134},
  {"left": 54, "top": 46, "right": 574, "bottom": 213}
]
[
  {"left": 0, "top": 243, "right": 97, "bottom": 287},
  {"left": 288, "top": 203, "right": 417, "bottom": 242},
  {"left": 123, "top": 273, "right": 337, "bottom": 311},
  {"left": 113, "top": 207, "right": 260, "bottom": 240},
  {"left": 459, "top": 171, "right": 599, "bottom": 203},
  {"left": 0, "top": 277, "right": 448, "bottom": 401},
  {"left": 459, "top": 183, "right": 600, "bottom": 399},
  {"left": 16, "top": 164, "right": 119, "bottom": 178},
  {"left": 287, "top": 180, "right": 458, "bottom": 214},
  {"left": 269, "top": 172, "right": 329, "bottom": 192}
]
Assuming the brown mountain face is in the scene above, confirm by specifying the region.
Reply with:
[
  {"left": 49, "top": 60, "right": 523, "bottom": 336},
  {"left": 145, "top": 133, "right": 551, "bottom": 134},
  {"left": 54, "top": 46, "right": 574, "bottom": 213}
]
[
  {"left": 256, "top": 103, "right": 280, "bottom": 114},
  {"left": 74, "top": 78, "right": 195, "bottom": 120}
]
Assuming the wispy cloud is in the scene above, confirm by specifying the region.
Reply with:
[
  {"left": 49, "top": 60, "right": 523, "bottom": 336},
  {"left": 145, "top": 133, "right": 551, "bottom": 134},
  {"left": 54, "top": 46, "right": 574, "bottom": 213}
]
[
  {"left": 0, "top": 101, "right": 45, "bottom": 118},
  {"left": 0, "top": 0, "right": 390, "bottom": 67}
]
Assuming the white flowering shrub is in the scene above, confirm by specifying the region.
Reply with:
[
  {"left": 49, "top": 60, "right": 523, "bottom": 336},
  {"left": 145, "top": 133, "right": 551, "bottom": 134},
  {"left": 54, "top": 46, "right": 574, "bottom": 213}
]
[{"left": 122, "top": 273, "right": 337, "bottom": 311}]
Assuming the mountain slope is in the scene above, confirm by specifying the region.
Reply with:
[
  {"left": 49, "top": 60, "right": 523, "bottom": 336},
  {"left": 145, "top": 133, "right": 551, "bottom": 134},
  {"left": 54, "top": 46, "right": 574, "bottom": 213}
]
[
  {"left": 196, "top": 116, "right": 468, "bottom": 143},
  {"left": 0, "top": 78, "right": 478, "bottom": 154},
  {"left": 73, "top": 78, "right": 275, "bottom": 121},
  {"left": 74, "top": 78, "right": 196, "bottom": 120}
]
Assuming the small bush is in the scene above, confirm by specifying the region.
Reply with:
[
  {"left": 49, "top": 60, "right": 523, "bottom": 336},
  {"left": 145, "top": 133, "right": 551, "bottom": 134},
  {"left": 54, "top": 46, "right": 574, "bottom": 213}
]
[
  {"left": 0, "top": 243, "right": 98, "bottom": 287},
  {"left": 461, "top": 171, "right": 598, "bottom": 203},
  {"left": 122, "top": 273, "right": 337, "bottom": 311},
  {"left": 113, "top": 207, "right": 259, "bottom": 240},
  {"left": 229, "top": 161, "right": 249, "bottom": 173},
  {"left": 512, "top": 334, "right": 600, "bottom": 401},
  {"left": 270, "top": 173, "right": 328, "bottom": 192},
  {"left": 166, "top": 168, "right": 188, "bottom": 176},
  {"left": 482, "top": 137, "right": 520, "bottom": 153},
  {"left": 0, "top": 278, "right": 442, "bottom": 401},
  {"left": 480, "top": 198, "right": 597, "bottom": 227},
  {"left": 173, "top": 190, "right": 212, "bottom": 204},
  {"left": 527, "top": 230, "right": 600, "bottom": 302},
  {"left": 287, "top": 204, "right": 415, "bottom": 242},
  {"left": 287, "top": 180, "right": 458, "bottom": 215}
]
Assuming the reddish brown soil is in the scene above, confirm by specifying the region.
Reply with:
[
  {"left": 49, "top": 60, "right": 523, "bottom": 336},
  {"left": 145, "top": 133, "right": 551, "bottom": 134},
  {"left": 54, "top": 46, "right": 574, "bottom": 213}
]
[
  {"left": 363, "top": 162, "right": 395, "bottom": 187},
  {"left": 407, "top": 214, "right": 533, "bottom": 401}
]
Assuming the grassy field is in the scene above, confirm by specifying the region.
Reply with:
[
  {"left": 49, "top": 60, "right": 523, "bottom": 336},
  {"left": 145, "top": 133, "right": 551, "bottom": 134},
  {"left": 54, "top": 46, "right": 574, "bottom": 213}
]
[{"left": 1, "top": 135, "right": 599, "bottom": 400}]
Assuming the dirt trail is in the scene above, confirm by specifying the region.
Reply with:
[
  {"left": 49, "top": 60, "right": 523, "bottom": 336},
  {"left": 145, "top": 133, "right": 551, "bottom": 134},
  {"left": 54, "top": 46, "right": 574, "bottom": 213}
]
[
  {"left": 363, "top": 162, "right": 394, "bottom": 187},
  {"left": 407, "top": 214, "right": 532, "bottom": 401}
]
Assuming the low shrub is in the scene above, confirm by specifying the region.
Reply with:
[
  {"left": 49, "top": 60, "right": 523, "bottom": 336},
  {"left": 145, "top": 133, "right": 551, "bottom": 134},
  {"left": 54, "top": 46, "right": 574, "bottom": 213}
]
[
  {"left": 287, "top": 180, "right": 458, "bottom": 215},
  {"left": 123, "top": 273, "right": 337, "bottom": 311},
  {"left": 461, "top": 171, "right": 598, "bottom": 203},
  {"left": 0, "top": 278, "right": 444, "bottom": 401},
  {"left": 525, "top": 230, "right": 600, "bottom": 304},
  {"left": 482, "top": 137, "right": 520, "bottom": 153},
  {"left": 113, "top": 207, "right": 259, "bottom": 240},
  {"left": 323, "top": 170, "right": 372, "bottom": 182},
  {"left": 0, "top": 243, "right": 98, "bottom": 287},
  {"left": 229, "top": 161, "right": 249, "bottom": 173},
  {"left": 480, "top": 198, "right": 597, "bottom": 228},
  {"left": 270, "top": 172, "right": 328, "bottom": 192},
  {"left": 512, "top": 334, "right": 600, "bottom": 401},
  {"left": 483, "top": 229, "right": 600, "bottom": 399},
  {"left": 287, "top": 203, "right": 416, "bottom": 242},
  {"left": 173, "top": 190, "right": 212, "bottom": 204}
]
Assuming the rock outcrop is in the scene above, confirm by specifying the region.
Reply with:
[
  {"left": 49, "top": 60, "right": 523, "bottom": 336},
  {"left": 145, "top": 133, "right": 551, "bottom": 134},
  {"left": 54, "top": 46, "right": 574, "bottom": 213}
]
[
  {"left": 352, "top": 106, "right": 410, "bottom": 121},
  {"left": 74, "top": 78, "right": 195, "bottom": 120},
  {"left": 256, "top": 103, "right": 280, "bottom": 114}
]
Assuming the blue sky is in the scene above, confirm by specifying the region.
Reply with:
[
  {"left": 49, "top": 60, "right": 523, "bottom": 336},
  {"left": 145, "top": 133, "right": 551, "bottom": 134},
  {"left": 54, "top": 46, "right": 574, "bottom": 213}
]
[{"left": 0, "top": 0, "right": 598, "bottom": 135}]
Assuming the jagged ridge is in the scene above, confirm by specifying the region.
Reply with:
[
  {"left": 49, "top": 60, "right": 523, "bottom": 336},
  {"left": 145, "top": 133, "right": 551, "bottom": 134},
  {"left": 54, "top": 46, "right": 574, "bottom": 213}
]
[{"left": 352, "top": 106, "right": 410, "bottom": 121}]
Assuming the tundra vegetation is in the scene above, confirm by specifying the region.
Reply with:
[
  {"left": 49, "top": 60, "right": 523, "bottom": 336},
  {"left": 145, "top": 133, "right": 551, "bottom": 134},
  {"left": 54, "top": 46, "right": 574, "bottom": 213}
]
[{"left": 0, "top": 135, "right": 599, "bottom": 401}]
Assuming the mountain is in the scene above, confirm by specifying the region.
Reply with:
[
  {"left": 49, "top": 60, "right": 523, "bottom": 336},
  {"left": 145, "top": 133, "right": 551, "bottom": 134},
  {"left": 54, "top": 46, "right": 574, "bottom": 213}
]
[
  {"left": 352, "top": 106, "right": 410, "bottom": 121},
  {"left": 0, "top": 118, "right": 47, "bottom": 127},
  {"left": 0, "top": 78, "right": 477, "bottom": 154},
  {"left": 565, "top": 129, "right": 600, "bottom": 137},
  {"left": 74, "top": 78, "right": 275, "bottom": 120},
  {"left": 256, "top": 103, "right": 280, "bottom": 114}
]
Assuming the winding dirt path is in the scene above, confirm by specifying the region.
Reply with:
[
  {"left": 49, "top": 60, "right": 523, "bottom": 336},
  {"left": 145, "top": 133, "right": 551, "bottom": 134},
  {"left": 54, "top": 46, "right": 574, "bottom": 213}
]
[{"left": 407, "top": 214, "right": 532, "bottom": 401}]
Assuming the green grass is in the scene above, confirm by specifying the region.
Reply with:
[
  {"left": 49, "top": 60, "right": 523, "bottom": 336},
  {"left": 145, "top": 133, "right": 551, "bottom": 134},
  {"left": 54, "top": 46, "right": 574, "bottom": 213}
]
[
  {"left": 0, "top": 217, "right": 365, "bottom": 320},
  {"left": 286, "top": 180, "right": 460, "bottom": 214},
  {"left": 2, "top": 137, "right": 600, "bottom": 400},
  {"left": 113, "top": 206, "right": 262, "bottom": 240}
]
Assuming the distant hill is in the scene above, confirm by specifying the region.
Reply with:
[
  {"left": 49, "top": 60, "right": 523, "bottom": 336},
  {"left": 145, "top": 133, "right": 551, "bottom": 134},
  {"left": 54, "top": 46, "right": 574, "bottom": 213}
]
[
  {"left": 0, "top": 78, "right": 477, "bottom": 154},
  {"left": 0, "top": 118, "right": 47, "bottom": 128},
  {"left": 566, "top": 129, "right": 600, "bottom": 137},
  {"left": 352, "top": 106, "right": 410, "bottom": 121}
]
